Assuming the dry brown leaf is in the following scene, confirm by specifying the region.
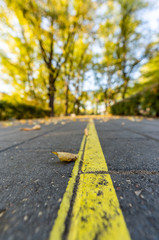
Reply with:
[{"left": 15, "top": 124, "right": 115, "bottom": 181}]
[
  {"left": 135, "top": 190, "right": 142, "bottom": 197},
  {"left": 0, "top": 209, "right": 6, "bottom": 218},
  {"left": 84, "top": 128, "right": 88, "bottom": 136},
  {"left": 28, "top": 120, "right": 33, "bottom": 125},
  {"left": 44, "top": 122, "right": 50, "bottom": 126},
  {"left": 32, "top": 125, "right": 41, "bottom": 130},
  {"left": 2, "top": 122, "right": 13, "bottom": 128},
  {"left": 20, "top": 128, "right": 32, "bottom": 131},
  {"left": 20, "top": 124, "right": 41, "bottom": 131},
  {"left": 20, "top": 119, "right": 26, "bottom": 124},
  {"left": 39, "top": 119, "right": 45, "bottom": 124},
  {"left": 52, "top": 152, "right": 78, "bottom": 162}
]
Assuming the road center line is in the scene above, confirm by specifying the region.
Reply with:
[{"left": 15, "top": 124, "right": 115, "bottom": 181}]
[{"left": 49, "top": 120, "right": 131, "bottom": 240}]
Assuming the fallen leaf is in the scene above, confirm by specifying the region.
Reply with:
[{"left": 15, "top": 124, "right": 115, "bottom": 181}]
[
  {"left": 20, "top": 124, "right": 41, "bottom": 131},
  {"left": 0, "top": 209, "right": 6, "bottom": 218},
  {"left": 45, "top": 121, "right": 51, "bottom": 125},
  {"left": 38, "top": 119, "right": 45, "bottom": 124},
  {"left": 20, "top": 128, "right": 32, "bottom": 131},
  {"left": 52, "top": 152, "right": 78, "bottom": 162},
  {"left": 20, "top": 119, "right": 26, "bottom": 124},
  {"left": 38, "top": 211, "right": 43, "bottom": 217},
  {"left": 2, "top": 122, "right": 13, "bottom": 128},
  {"left": 84, "top": 128, "right": 88, "bottom": 136},
  {"left": 32, "top": 124, "right": 41, "bottom": 130},
  {"left": 24, "top": 215, "right": 28, "bottom": 221},
  {"left": 140, "top": 194, "right": 145, "bottom": 199},
  {"left": 126, "top": 179, "right": 131, "bottom": 184},
  {"left": 28, "top": 120, "right": 33, "bottom": 125},
  {"left": 135, "top": 190, "right": 142, "bottom": 197},
  {"left": 4, "top": 225, "right": 9, "bottom": 232}
]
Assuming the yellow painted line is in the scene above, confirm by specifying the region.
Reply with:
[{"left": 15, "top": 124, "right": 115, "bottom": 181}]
[
  {"left": 82, "top": 119, "right": 108, "bottom": 172},
  {"left": 49, "top": 120, "right": 131, "bottom": 240},
  {"left": 68, "top": 174, "right": 130, "bottom": 240}
]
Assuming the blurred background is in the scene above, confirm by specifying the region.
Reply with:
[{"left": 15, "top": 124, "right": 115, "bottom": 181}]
[{"left": 0, "top": 0, "right": 159, "bottom": 119}]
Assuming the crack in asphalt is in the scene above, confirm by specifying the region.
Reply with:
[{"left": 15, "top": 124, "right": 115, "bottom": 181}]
[
  {"left": 0, "top": 124, "right": 66, "bottom": 154},
  {"left": 81, "top": 170, "right": 159, "bottom": 175}
]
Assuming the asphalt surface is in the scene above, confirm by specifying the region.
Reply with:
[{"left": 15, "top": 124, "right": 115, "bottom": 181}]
[
  {"left": 96, "top": 118, "right": 159, "bottom": 240},
  {"left": 0, "top": 119, "right": 87, "bottom": 240},
  {"left": 0, "top": 117, "right": 159, "bottom": 240}
]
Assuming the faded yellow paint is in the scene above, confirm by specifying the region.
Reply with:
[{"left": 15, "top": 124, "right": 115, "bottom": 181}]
[
  {"left": 68, "top": 173, "right": 131, "bottom": 240},
  {"left": 49, "top": 120, "right": 131, "bottom": 240},
  {"left": 82, "top": 120, "right": 108, "bottom": 173},
  {"left": 49, "top": 135, "right": 86, "bottom": 240},
  {"left": 67, "top": 120, "right": 131, "bottom": 240}
]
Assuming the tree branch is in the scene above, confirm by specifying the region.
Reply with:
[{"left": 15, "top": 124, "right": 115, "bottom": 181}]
[{"left": 39, "top": 39, "right": 49, "bottom": 67}]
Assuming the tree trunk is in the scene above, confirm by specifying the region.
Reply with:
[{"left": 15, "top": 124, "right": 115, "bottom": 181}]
[
  {"left": 77, "top": 99, "right": 80, "bottom": 115},
  {"left": 74, "top": 81, "right": 80, "bottom": 115},
  {"left": 104, "top": 90, "right": 107, "bottom": 113},
  {"left": 49, "top": 93, "right": 54, "bottom": 116},
  {"left": 96, "top": 102, "right": 98, "bottom": 115},
  {"left": 122, "top": 77, "right": 129, "bottom": 100},
  {"left": 122, "top": 87, "right": 126, "bottom": 100},
  {"left": 73, "top": 98, "right": 80, "bottom": 115},
  {"left": 48, "top": 73, "right": 56, "bottom": 117},
  {"left": 65, "top": 81, "right": 69, "bottom": 116}
]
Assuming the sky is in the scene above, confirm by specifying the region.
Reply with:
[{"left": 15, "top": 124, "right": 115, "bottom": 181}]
[{"left": 0, "top": 1, "right": 159, "bottom": 94}]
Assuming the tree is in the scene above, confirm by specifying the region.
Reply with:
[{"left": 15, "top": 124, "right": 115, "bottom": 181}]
[
  {"left": 98, "top": 1, "right": 117, "bottom": 111},
  {"left": 98, "top": 0, "right": 151, "bottom": 103},
  {"left": 140, "top": 50, "right": 159, "bottom": 85},
  {"left": 114, "top": 0, "right": 150, "bottom": 99},
  {"left": 0, "top": 3, "right": 47, "bottom": 105},
  {"left": 2, "top": 0, "right": 96, "bottom": 116},
  {"left": 71, "top": 37, "right": 92, "bottom": 115}
]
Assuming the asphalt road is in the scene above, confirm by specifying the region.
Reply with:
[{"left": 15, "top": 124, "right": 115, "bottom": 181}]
[
  {"left": 0, "top": 119, "right": 87, "bottom": 240},
  {"left": 0, "top": 117, "right": 159, "bottom": 240},
  {"left": 96, "top": 118, "right": 159, "bottom": 240}
]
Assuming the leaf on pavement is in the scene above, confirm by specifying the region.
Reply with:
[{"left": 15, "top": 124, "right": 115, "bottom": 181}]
[
  {"left": 84, "top": 128, "right": 88, "bottom": 136},
  {"left": 52, "top": 152, "right": 78, "bottom": 162},
  {"left": 20, "top": 124, "right": 41, "bottom": 131},
  {"left": 2, "top": 122, "right": 13, "bottom": 128},
  {"left": 134, "top": 190, "right": 142, "bottom": 197},
  {"left": 0, "top": 209, "right": 6, "bottom": 218}
]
